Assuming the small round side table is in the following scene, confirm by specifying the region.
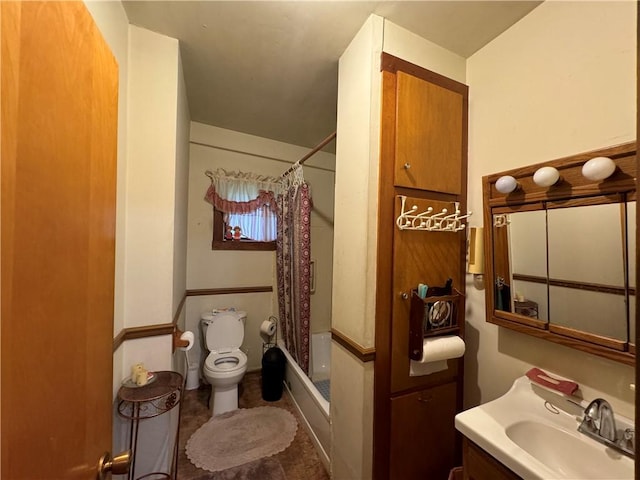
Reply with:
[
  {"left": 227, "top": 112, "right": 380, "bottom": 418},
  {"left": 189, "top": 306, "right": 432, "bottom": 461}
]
[{"left": 117, "top": 371, "right": 184, "bottom": 480}]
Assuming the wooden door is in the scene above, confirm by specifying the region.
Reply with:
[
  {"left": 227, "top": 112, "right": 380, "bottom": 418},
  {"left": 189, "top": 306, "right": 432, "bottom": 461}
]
[
  {"left": 462, "top": 438, "right": 522, "bottom": 480},
  {"left": 390, "top": 196, "right": 463, "bottom": 393},
  {"left": 1, "top": 2, "right": 118, "bottom": 478},
  {"left": 389, "top": 381, "right": 458, "bottom": 479},
  {"left": 394, "top": 71, "right": 464, "bottom": 194}
]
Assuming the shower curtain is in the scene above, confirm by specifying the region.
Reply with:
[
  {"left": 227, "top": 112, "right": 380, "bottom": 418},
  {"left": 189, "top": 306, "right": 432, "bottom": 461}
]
[{"left": 276, "top": 165, "right": 312, "bottom": 375}]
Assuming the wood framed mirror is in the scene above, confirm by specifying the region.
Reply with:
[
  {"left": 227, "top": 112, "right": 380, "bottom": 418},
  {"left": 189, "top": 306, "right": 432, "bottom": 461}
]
[{"left": 482, "top": 142, "right": 636, "bottom": 365}]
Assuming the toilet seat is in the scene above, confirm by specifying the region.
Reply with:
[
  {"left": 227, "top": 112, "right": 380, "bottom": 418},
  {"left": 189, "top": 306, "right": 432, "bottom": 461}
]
[
  {"left": 204, "top": 350, "right": 247, "bottom": 374},
  {"left": 200, "top": 309, "right": 248, "bottom": 415}
]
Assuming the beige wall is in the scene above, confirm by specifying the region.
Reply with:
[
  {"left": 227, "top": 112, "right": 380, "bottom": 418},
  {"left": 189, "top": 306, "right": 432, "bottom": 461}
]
[
  {"left": 186, "top": 122, "right": 335, "bottom": 372},
  {"left": 333, "top": 15, "right": 383, "bottom": 348},
  {"left": 465, "top": 0, "right": 636, "bottom": 417},
  {"left": 84, "top": 0, "right": 130, "bottom": 396},
  {"left": 173, "top": 53, "right": 191, "bottom": 325},
  {"left": 332, "top": 15, "right": 383, "bottom": 480},
  {"left": 125, "top": 25, "right": 181, "bottom": 329},
  {"left": 383, "top": 20, "right": 466, "bottom": 84},
  {"left": 86, "top": 3, "right": 190, "bottom": 471},
  {"left": 331, "top": 343, "right": 374, "bottom": 479},
  {"left": 87, "top": 4, "right": 190, "bottom": 389}
]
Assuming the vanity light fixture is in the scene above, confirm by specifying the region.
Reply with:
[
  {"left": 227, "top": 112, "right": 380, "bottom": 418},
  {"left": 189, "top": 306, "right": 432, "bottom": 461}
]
[
  {"left": 581, "top": 156, "right": 616, "bottom": 181},
  {"left": 495, "top": 175, "right": 519, "bottom": 194},
  {"left": 533, "top": 166, "right": 560, "bottom": 187}
]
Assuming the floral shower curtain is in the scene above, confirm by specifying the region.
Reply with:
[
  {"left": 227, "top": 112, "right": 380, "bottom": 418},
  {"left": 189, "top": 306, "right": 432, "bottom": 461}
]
[{"left": 276, "top": 165, "right": 312, "bottom": 375}]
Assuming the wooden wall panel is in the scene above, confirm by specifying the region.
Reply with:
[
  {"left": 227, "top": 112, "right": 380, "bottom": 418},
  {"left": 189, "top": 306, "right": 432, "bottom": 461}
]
[{"left": 391, "top": 196, "right": 463, "bottom": 393}]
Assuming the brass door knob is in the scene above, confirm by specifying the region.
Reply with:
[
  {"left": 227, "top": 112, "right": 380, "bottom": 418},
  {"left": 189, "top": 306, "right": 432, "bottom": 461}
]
[{"left": 97, "top": 450, "right": 131, "bottom": 479}]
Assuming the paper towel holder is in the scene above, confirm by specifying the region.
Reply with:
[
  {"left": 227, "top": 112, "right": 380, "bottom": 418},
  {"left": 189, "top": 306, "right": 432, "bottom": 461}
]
[{"left": 408, "top": 289, "right": 463, "bottom": 361}]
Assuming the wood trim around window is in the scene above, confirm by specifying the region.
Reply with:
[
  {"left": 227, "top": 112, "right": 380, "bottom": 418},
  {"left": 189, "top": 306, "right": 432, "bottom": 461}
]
[{"left": 212, "top": 208, "right": 276, "bottom": 251}]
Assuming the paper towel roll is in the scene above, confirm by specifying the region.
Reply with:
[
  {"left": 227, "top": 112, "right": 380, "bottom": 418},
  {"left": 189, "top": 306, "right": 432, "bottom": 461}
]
[
  {"left": 179, "top": 331, "right": 195, "bottom": 351},
  {"left": 409, "top": 335, "right": 465, "bottom": 377},
  {"left": 410, "top": 360, "right": 448, "bottom": 377},
  {"left": 260, "top": 319, "right": 276, "bottom": 341},
  {"left": 417, "top": 335, "right": 465, "bottom": 363}
]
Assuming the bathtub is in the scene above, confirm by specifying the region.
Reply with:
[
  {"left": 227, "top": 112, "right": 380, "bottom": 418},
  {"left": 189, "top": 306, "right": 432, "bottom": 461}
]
[{"left": 279, "top": 332, "right": 330, "bottom": 470}]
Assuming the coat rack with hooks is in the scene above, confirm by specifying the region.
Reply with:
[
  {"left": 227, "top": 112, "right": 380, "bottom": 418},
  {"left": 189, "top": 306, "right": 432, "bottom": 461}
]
[{"left": 396, "top": 195, "right": 471, "bottom": 232}]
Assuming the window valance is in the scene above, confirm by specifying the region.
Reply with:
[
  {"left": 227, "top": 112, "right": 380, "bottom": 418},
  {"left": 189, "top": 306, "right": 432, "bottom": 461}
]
[{"left": 204, "top": 169, "right": 280, "bottom": 214}]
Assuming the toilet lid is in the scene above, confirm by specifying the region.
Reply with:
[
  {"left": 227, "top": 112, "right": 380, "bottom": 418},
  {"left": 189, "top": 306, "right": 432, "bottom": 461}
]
[{"left": 205, "top": 311, "right": 245, "bottom": 351}]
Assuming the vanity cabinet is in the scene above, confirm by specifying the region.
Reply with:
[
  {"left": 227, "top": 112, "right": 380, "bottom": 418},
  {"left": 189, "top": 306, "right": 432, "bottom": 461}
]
[
  {"left": 462, "top": 438, "right": 522, "bottom": 480},
  {"left": 374, "top": 52, "right": 468, "bottom": 479}
]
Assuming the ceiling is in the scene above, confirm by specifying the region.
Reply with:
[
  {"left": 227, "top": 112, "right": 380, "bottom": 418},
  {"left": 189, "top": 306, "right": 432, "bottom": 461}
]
[{"left": 122, "top": 1, "right": 542, "bottom": 150}]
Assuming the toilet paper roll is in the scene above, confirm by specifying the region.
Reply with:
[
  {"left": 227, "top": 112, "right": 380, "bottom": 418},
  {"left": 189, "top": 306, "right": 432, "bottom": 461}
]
[
  {"left": 179, "top": 330, "right": 195, "bottom": 351},
  {"left": 409, "top": 335, "right": 465, "bottom": 377},
  {"left": 260, "top": 320, "right": 276, "bottom": 342}
]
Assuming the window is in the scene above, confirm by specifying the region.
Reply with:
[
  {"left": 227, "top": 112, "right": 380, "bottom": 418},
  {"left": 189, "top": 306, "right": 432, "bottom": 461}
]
[
  {"left": 212, "top": 207, "right": 277, "bottom": 250},
  {"left": 205, "top": 169, "right": 279, "bottom": 251}
]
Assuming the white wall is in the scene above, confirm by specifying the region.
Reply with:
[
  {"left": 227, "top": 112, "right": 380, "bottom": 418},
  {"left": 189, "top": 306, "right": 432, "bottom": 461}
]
[
  {"left": 333, "top": 15, "right": 383, "bottom": 347},
  {"left": 84, "top": 0, "right": 130, "bottom": 402},
  {"left": 118, "top": 27, "right": 188, "bottom": 475},
  {"left": 332, "top": 14, "right": 383, "bottom": 480},
  {"left": 86, "top": 6, "right": 190, "bottom": 474},
  {"left": 465, "top": 0, "right": 636, "bottom": 417},
  {"left": 383, "top": 20, "right": 466, "bottom": 84},
  {"left": 186, "top": 122, "right": 335, "bottom": 373},
  {"left": 125, "top": 25, "right": 181, "bottom": 330},
  {"left": 173, "top": 53, "right": 191, "bottom": 322}
]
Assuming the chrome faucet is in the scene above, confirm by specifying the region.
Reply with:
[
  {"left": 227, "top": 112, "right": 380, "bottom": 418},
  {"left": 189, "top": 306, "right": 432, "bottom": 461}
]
[
  {"left": 579, "top": 398, "right": 617, "bottom": 441},
  {"left": 578, "top": 398, "right": 634, "bottom": 458}
]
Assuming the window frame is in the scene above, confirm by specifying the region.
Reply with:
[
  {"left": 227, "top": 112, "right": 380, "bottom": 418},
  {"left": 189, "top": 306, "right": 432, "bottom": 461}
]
[{"left": 212, "top": 207, "right": 276, "bottom": 251}]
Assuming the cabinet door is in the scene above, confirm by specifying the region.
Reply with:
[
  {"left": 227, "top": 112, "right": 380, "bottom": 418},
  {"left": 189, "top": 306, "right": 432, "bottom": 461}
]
[
  {"left": 390, "top": 382, "right": 458, "bottom": 479},
  {"left": 463, "top": 438, "right": 522, "bottom": 480},
  {"left": 395, "top": 71, "right": 464, "bottom": 194}
]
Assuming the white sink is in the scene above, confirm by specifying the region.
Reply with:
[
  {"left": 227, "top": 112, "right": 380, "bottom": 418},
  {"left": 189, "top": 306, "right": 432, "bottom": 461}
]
[{"left": 455, "top": 376, "right": 634, "bottom": 479}]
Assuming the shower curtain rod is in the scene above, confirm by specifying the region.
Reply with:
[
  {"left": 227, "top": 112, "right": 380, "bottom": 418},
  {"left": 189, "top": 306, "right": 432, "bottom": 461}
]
[{"left": 280, "top": 131, "right": 336, "bottom": 178}]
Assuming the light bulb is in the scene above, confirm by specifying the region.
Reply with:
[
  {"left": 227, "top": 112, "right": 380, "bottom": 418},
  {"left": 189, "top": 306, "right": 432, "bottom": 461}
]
[
  {"left": 495, "top": 175, "right": 518, "bottom": 194},
  {"left": 582, "top": 156, "right": 616, "bottom": 181},
  {"left": 533, "top": 166, "right": 560, "bottom": 187}
]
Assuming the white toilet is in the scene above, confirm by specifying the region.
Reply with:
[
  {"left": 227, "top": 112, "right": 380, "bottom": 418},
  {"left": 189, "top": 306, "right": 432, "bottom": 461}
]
[{"left": 201, "top": 310, "right": 248, "bottom": 415}]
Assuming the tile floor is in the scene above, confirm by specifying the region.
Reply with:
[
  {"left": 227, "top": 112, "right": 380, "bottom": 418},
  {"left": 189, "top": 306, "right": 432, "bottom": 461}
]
[{"left": 177, "top": 371, "right": 330, "bottom": 480}]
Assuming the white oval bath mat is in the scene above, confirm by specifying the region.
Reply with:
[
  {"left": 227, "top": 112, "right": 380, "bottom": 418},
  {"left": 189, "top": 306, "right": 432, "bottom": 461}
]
[{"left": 185, "top": 406, "right": 298, "bottom": 472}]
